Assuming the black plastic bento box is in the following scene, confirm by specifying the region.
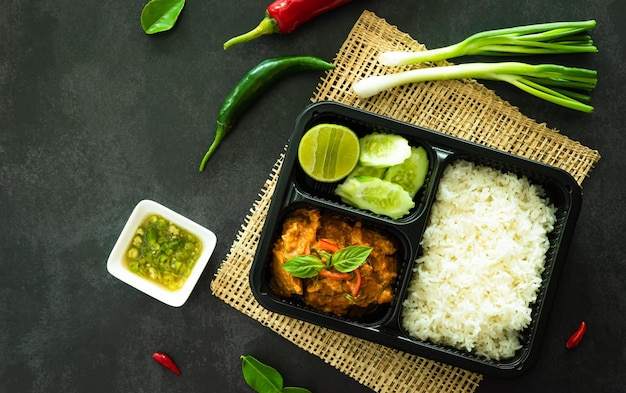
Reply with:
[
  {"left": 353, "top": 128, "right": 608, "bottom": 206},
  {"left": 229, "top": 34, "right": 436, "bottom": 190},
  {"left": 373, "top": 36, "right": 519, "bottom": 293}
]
[{"left": 249, "top": 101, "right": 582, "bottom": 377}]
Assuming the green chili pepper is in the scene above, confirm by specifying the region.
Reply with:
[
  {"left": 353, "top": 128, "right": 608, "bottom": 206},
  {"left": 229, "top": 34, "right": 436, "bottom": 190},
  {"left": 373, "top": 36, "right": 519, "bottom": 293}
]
[{"left": 198, "top": 56, "right": 335, "bottom": 171}]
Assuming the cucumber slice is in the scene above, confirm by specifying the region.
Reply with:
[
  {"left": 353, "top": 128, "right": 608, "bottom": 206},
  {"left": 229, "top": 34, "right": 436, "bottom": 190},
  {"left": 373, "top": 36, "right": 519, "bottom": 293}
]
[
  {"left": 335, "top": 176, "right": 415, "bottom": 219},
  {"left": 359, "top": 133, "right": 412, "bottom": 168},
  {"left": 347, "top": 163, "right": 387, "bottom": 179},
  {"left": 383, "top": 146, "right": 429, "bottom": 198}
]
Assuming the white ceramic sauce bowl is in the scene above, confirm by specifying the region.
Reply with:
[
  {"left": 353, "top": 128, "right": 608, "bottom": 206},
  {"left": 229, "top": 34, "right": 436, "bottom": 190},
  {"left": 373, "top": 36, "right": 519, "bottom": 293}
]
[{"left": 107, "top": 199, "right": 217, "bottom": 307}]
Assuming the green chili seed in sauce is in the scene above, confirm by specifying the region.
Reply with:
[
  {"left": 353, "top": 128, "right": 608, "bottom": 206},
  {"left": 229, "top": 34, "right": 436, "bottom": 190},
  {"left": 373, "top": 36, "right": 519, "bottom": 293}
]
[{"left": 125, "top": 214, "right": 202, "bottom": 291}]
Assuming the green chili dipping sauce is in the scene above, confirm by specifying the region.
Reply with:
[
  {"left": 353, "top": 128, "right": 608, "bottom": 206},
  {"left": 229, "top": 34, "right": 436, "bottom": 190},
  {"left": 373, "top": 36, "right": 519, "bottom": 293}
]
[{"left": 125, "top": 214, "right": 202, "bottom": 291}]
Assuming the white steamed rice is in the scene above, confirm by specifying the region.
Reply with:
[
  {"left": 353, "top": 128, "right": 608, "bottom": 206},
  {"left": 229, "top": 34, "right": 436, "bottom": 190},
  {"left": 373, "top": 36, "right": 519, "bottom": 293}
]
[{"left": 401, "top": 159, "right": 557, "bottom": 360}]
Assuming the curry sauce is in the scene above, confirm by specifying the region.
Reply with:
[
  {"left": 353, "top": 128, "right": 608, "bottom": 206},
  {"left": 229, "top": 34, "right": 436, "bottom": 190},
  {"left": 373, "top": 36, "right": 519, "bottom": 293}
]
[{"left": 269, "top": 208, "right": 398, "bottom": 317}]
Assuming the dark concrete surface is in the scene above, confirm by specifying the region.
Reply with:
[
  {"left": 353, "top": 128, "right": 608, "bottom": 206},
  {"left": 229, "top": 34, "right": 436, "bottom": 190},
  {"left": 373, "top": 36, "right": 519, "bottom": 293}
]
[{"left": 1, "top": 0, "right": 624, "bottom": 392}]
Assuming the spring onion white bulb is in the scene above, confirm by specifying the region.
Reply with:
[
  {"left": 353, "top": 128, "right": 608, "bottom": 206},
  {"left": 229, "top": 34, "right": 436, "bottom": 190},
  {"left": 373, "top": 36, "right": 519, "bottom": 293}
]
[{"left": 353, "top": 62, "right": 597, "bottom": 112}]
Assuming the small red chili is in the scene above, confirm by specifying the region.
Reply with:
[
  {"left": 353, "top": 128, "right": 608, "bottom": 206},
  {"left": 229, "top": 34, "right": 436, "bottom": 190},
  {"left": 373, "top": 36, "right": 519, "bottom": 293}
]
[
  {"left": 152, "top": 352, "right": 181, "bottom": 375},
  {"left": 350, "top": 268, "right": 362, "bottom": 298},
  {"left": 318, "top": 238, "right": 341, "bottom": 253},
  {"left": 267, "top": 0, "right": 352, "bottom": 34},
  {"left": 224, "top": 0, "right": 353, "bottom": 49},
  {"left": 566, "top": 321, "right": 587, "bottom": 349}
]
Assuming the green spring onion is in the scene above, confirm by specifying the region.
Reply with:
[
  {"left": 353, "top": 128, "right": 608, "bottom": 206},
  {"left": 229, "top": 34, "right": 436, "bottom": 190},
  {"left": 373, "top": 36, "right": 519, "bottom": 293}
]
[
  {"left": 352, "top": 62, "right": 597, "bottom": 112},
  {"left": 378, "top": 20, "right": 597, "bottom": 66},
  {"left": 359, "top": 21, "right": 599, "bottom": 112}
]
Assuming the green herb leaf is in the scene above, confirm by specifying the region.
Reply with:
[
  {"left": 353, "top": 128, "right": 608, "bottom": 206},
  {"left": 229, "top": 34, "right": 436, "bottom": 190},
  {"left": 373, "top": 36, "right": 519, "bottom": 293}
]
[
  {"left": 283, "top": 255, "right": 325, "bottom": 278},
  {"left": 140, "top": 0, "right": 185, "bottom": 35},
  {"left": 331, "top": 245, "right": 372, "bottom": 273},
  {"left": 282, "top": 388, "right": 312, "bottom": 393},
  {"left": 241, "top": 355, "right": 283, "bottom": 393}
]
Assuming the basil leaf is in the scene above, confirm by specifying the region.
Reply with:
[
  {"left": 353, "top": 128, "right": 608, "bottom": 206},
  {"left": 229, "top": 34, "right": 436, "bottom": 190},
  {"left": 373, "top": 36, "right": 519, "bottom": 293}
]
[
  {"left": 331, "top": 245, "right": 372, "bottom": 272},
  {"left": 140, "top": 0, "right": 185, "bottom": 35},
  {"left": 283, "top": 255, "right": 325, "bottom": 278},
  {"left": 282, "top": 388, "right": 312, "bottom": 393},
  {"left": 241, "top": 355, "right": 283, "bottom": 393}
]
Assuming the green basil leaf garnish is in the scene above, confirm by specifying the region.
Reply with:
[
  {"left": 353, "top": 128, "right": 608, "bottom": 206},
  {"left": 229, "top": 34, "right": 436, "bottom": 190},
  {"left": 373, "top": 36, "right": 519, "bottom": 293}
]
[
  {"left": 241, "top": 355, "right": 284, "bottom": 393},
  {"left": 241, "top": 355, "right": 312, "bottom": 393},
  {"left": 331, "top": 245, "right": 372, "bottom": 272},
  {"left": 283, "top": 255, "right": 325, "bottom": 278},
  {"left": 140, "top": 0, "right": 185, "bottom": 35}
]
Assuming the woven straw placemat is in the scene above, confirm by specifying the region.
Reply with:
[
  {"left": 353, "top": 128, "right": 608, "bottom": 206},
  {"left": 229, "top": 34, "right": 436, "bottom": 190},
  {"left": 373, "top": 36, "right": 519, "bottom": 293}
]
[{"left": 211, "top": 11, "right": 600, "bottom": 393}]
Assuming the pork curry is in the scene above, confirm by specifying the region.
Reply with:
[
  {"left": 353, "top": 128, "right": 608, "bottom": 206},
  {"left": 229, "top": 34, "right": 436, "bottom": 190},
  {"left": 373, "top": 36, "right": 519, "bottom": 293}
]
[{"left": 269, "top": 208, "right": 398, "bottom": 317}]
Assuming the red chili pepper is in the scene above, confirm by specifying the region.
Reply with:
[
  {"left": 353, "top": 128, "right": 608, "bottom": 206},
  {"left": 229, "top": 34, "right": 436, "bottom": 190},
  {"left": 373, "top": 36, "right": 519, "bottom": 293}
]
[
  {"left": 350, "top": 268, "right": 362, "bottom": 297},
  {"left": 224, "top": 0, "right": 353, "bottom": 49},
  {"left": 319, "top": 268, "right": 361, "bottom": 297},
  {"left": 152, "top": 352, "right": 181, "bottom": 375},
  {"left": 319, "top": 269, "right": 352, "bottom": 281},
  {"left": 566, "top": 321, "right": 587, "bottom": 349},
  {"left": 318, "top": 238, "right": 340, "bottom": 253}
]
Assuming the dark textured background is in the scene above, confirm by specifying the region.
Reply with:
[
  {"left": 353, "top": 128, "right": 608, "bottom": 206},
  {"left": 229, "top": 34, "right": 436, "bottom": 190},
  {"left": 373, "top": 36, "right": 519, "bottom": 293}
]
[{"left": 1, "top": 0, "right": 624, "bottom": 392}]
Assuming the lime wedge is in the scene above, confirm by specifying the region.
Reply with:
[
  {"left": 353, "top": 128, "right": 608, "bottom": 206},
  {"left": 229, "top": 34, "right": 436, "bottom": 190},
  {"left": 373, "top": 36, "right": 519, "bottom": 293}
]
[{"left": 297, "top": 123, "right": 360, "bottom": 183}]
